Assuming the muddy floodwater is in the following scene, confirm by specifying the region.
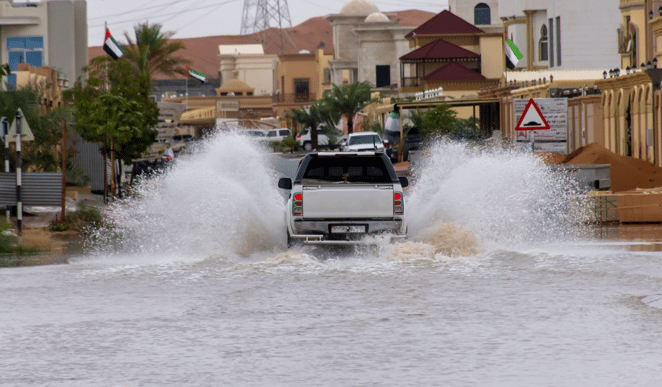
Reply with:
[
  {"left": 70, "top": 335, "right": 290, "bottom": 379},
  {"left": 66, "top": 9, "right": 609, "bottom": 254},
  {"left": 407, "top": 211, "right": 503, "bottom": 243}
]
[{"left": 2, "top": 136, "right": 662, "bottom": 387}]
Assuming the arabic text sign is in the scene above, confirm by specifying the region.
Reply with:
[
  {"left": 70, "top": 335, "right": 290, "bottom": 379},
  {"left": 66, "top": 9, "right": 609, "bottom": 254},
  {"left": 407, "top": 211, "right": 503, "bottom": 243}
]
[{"left": 514, "top": 98, "right": 567, "bottom": 141}]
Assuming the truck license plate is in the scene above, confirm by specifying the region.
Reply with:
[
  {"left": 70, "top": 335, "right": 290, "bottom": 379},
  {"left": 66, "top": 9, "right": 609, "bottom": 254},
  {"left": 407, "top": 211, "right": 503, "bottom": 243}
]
[{"left": 331, "top": 225, "right": 366, "bottom": 233}]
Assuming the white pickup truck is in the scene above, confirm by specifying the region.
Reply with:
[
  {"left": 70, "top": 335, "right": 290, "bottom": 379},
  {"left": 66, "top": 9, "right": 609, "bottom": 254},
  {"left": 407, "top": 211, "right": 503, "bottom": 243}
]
[{"left": 277, "top": 151, "right": 408, "bottom": 245}]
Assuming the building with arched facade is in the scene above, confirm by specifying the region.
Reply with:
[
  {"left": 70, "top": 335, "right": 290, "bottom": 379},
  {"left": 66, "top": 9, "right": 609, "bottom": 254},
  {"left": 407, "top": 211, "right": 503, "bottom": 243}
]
[{"left": 498, "top": 0, "right": 620, "bottom": 71}]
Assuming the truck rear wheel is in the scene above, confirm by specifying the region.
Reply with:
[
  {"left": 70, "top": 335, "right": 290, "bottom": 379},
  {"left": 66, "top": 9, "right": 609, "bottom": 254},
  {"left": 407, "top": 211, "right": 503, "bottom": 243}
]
[{"left": 303, "top": 142, "right": 312, "bottom": 151}]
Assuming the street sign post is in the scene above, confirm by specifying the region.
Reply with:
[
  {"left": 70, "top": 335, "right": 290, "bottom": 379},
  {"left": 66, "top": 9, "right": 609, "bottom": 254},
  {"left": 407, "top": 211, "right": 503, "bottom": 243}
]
[{"left": 515, "top": 99, "right": 550, "bottom": 152}]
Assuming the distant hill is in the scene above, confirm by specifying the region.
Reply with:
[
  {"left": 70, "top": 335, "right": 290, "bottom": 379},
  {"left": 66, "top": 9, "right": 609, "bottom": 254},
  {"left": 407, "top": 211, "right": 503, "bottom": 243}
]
[{"left": 89, "top": 10, "right": 435, "bottom": 81}]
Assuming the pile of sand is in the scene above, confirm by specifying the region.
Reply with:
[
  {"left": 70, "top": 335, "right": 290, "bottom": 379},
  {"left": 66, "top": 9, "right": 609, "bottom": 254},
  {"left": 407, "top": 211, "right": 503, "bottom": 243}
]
[{"left": 542, "top": 143, "right": 662, "bottom": 192}]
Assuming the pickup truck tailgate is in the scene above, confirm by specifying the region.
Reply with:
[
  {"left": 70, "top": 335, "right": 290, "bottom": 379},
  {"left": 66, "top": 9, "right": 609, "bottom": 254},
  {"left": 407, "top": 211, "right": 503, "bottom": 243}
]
[{"left": 303, "top": 185, "right": 393, "bottom": 218}]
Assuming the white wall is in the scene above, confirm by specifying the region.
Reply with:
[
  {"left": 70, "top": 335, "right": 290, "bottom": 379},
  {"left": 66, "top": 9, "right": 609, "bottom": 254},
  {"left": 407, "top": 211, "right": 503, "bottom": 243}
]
[{"left": 500, "top": 0, "right": 620, "bottom": 70}]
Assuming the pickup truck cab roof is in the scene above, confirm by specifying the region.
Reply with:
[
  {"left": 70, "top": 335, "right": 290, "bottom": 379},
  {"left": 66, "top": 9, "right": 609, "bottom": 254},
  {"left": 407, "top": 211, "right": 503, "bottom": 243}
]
[{"left": 293, "top": 151, "right": 399, "bottom": 184}]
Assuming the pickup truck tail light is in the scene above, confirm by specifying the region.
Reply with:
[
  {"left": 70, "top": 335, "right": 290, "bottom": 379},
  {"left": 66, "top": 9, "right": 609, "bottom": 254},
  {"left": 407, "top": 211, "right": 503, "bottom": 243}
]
[
  {"left": 394, "top": 192, "right": 404, "bottom": 215},
  {"left": 293, "top": 192, "right": 303, "bottom": 215}
]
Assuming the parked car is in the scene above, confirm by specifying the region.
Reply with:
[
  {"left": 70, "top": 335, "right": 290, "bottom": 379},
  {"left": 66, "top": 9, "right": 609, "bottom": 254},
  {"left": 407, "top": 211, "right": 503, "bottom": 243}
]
[
  {"left": 341, "top": 132, "right": 384, "bottom": 152},
  {"left": 266, "top": 128, "right": 291, "bottom": 142},
  {"left": 170, "top": 134, "right": 194, "bottom": 154},
  {"left": 296, "top": 128, "right": 331, "bottom": 150},
  {"left": 382, "top": 127, "right": 423, "bottom": 162}
]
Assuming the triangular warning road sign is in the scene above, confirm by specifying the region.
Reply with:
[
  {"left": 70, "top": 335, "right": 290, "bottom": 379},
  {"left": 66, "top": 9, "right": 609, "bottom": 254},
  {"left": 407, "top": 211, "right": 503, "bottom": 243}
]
[
  {"left": 6, "top": 108, "right": 35, "bottom": 142},
  {"left": 515, "top": 99, "right": 550, "bottom": 131}
]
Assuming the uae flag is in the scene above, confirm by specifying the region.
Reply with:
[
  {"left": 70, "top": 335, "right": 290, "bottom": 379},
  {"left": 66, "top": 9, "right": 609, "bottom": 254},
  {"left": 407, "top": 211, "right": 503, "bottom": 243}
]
[
  {"left": 103, "top": 28, "right": 124, "bottom": 60},
  {"left": 187, "top": 66, "right": 206, "bottom": 83},
  {"left": 505, "top": 31, "right": 522, "bottom": 70}
]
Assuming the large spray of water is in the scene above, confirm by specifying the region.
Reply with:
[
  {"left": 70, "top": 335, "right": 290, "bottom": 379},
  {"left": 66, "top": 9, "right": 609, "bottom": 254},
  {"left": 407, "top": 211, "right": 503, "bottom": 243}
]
[
  {"left": 88, "top": 132, "right": 285, "bottom": 258},
  {"left": 87, "top": 136, "right": 585, "bottom": 260},
  {"left": 406, "top": 140, "right": 586, "bottom": 247}
]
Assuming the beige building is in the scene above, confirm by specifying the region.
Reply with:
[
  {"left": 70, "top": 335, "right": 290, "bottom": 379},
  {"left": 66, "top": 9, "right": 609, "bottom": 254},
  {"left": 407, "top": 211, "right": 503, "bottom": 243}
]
[
  {"left": 14, "top": 62, "right": 67, "bottom": 111},
  {"left": 0, "top": 0, "right": 87, "bottom": 89},
  {"left": 218, "top": 43, "right": 277, "bottom": 95},
  {"left": 399, "top": 9, "right": 502, "bottom": 108},
  {"left": 326, "top": 0, "right": 416, "bottom": 89},
  {"left": 620, "top": 0, "right": 662, "bottom": 69},
  {"left": 448, "top": 0, "right": 501, "bottom": 30},
  {"left": 272, "top": 49, "right": 333, "bottom": 117}
]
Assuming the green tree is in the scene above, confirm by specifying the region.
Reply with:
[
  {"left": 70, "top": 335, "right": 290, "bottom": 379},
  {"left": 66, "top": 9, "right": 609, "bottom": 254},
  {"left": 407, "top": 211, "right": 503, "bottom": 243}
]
[
  {"left": 291, "top": 100, "right": 340, "bottom": 150},
  {"left": 67, "top": 58, "right": 159, "bottom": 197},
  {"left": 68, "top": 60, "right": 159, "bottom": 164},
  {"left": 0, "top": 86, "right": 72, "bottom": 173},
  {"left": 324, "top": 81, "right": 373, "bottom": 134},
  {"left": 122, "top": 22, "right": 191, "bottom": 85}
]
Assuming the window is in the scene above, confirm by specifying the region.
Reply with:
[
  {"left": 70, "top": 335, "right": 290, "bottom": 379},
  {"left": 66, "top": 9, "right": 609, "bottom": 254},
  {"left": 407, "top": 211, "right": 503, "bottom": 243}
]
[
  {"left": 549, "top": 18, "right": 554, "bottom": 67},
  {"left": 556, "top": 17, "right": 561, "bottom": 66},
  {"left": 539, "top": 25, "right": 549, "bottom": 61},
  {"left": 293, "top": 78, "right": 310, "bottom": 101},
  {"left": 474, "top": 3, "right": 491, "bottom": 25},
  {"left": 376, "top": 65, "right": 390, "bottom": 87},
  {"left": 6, "top": 36, "right": 43, "bottom": 87}
]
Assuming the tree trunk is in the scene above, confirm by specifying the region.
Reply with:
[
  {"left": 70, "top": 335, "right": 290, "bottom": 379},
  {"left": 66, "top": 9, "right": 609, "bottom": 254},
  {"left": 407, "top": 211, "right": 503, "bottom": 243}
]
[
  {"left": 110, "top": 139, "right": 116, "bottom": 197},
  {"left": 311, "top": 127, "right": 318, "bottom": 150},
  {"left": 347, "top": 115, "right": 354, "bottom": 134}
]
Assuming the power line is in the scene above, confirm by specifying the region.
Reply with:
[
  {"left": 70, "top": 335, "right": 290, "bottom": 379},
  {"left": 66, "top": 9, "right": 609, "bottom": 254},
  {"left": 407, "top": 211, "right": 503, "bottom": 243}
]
[
  {"left": 90, "top": 0, "right": 238, "bottom": 28},
  {"left": 88, "top": 0, "right": 182, "bottom": 21}
]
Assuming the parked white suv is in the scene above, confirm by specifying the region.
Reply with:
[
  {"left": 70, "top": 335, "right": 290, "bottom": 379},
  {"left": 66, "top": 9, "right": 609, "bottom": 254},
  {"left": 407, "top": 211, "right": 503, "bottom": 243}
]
[
  {"left": 296, "top": 128, "right": 330, "bottom": 150},
  {"left": 341, "top": 132, "right": 384, "bottom": 152},
  {"left": 266, "top": 128, "right": 291, "bottom": 142}
]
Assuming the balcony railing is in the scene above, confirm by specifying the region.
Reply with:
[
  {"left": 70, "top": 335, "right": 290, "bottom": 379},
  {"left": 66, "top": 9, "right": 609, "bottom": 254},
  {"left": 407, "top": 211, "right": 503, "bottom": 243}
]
[{"left": 272, "top": 93, "right": 316, "bottom": 103}]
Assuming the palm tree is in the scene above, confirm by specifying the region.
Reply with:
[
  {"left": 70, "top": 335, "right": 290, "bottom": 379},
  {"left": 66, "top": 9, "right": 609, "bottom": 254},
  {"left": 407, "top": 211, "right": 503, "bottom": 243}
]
[
  {"left": 291, "top": 100, "right": 340, "bottom": 150},
  {"left": 122, "top": 22, "right": 191, "bottom": 88},
  {"left": 324, "top": 81, "right": 373, "bottom": 134}
]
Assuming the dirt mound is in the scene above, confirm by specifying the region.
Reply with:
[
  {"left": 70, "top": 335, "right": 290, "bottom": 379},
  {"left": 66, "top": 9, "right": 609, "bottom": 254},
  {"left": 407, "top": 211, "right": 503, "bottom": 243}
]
[
  {"left": 561, "top": 142, "right": 662, "bottom": 192},
  {"left": 536, "top": 151, "right": 565, "bottom": 165}
]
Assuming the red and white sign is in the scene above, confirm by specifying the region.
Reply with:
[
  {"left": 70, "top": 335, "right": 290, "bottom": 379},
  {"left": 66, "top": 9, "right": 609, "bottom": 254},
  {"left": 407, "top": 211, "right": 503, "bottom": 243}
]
[{"left": 515, "top": 99, "right": 550, "bottom": 131}]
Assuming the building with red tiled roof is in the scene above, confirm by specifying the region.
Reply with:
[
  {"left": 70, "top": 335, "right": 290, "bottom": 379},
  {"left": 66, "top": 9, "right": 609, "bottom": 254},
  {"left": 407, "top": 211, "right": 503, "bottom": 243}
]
[{"left": 399, "top": 9, "right": 503, "bottom": 101}]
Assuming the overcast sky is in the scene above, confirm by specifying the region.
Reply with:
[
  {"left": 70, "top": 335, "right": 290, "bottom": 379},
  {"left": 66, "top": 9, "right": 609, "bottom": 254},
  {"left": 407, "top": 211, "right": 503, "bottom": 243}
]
[{"left": 17, "top": 0, "right": 447, "bottom": 47}]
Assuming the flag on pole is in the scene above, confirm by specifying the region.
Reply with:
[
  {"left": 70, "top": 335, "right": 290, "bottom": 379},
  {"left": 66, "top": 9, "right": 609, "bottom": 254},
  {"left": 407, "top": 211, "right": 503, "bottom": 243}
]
[
  {"left": 187, "top": 66, "right": 206, "bottom": 83},
  {"left": 505, "top": 31, "right": 522, "bottom": 70},
  {"left": 103, "top": 28, "right": 124, "bottom": 60}
]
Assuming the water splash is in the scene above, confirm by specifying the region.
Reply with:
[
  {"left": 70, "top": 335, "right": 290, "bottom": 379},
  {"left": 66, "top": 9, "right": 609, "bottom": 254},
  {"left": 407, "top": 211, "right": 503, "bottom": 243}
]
[
  {"left": 87, "top": 132, "right": 285, "bottom": 258},
  {"left": 406, "top": 140, "right": 586, "bottom": 246}
]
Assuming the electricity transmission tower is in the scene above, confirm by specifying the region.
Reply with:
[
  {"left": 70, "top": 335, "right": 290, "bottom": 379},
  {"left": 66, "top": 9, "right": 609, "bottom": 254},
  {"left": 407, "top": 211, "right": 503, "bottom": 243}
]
[{"left": 240, "top": 0, "right": 296, "bottom": 54}]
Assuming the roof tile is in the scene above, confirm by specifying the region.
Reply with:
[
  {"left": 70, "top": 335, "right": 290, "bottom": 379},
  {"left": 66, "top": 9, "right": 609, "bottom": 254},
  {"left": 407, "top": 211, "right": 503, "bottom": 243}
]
[
  {"left": 422, "top": 61, "right": 486, "bottom": 81},
  {"left": 405, "top": 10, "right": 484, "bottom": 38},
  {"left": 400, "top": 38, "right": 480, "bottom": 60}
]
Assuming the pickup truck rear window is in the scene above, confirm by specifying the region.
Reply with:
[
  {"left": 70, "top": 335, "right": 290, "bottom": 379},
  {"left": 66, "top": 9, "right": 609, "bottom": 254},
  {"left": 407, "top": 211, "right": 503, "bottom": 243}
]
[{"left": 302, "top": 157, "right": 392, "bottom": 184}]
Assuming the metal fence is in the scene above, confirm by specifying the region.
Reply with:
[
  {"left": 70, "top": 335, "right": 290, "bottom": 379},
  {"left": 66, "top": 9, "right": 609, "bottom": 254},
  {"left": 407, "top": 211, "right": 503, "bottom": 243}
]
[
  {"left": 68, "top": 131, "right": 105, "bottom": 192},
  {"left": 0, "top": 172, "right": 63, "bottom": 206}
]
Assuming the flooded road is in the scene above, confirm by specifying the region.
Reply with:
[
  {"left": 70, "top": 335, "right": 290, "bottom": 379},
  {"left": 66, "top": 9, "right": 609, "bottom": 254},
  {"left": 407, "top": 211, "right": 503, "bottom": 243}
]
[{"left": 2, "top": 135, "right": 662, "bottom": 386}]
